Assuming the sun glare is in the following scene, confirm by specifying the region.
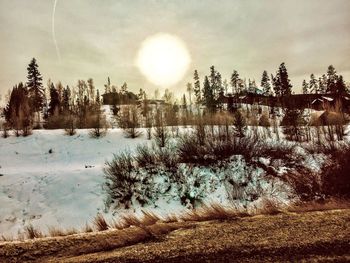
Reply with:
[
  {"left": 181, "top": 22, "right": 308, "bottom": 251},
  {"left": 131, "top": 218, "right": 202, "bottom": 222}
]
[{"left": 136, "top": 33, "right": 191, "bottom": 87}]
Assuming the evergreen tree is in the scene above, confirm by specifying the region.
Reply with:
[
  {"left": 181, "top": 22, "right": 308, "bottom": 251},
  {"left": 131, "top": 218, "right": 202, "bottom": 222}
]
[
  {"left": 271, "top": 73, "right": 281, "bottom": 97},
  {"left": 96, "top": 89, "right": 101, "bottom": 105},
  {"left": 335, "top": 75, "right": 347, "bottom": 94},
  {"left": 186, "top": 82, "right": 193, "bottom": 107},
  {"left": 215, "top": 71, "right": 223, "bottom": 98},
  {"left": 62, "top": 86, "right": 71, "bottom": 113},
  {"left": 26, "top": 58, "right": 44, "bottom": 118},
  {"left": 302, "top": 80, "right": 309, "bottom": 94},
  {"left": 233, "top": 110, "right": 246, "bottom": 137},
  {"left": 48, "top": 83, "right": 60, "bottom": 117},
  {"left": 223, "top": 79, "right": 229, "bottom": 95},
  {"left": 261, "top": 70, "right": 271, "bottom": 96},
  {"left": 309, "top": 74, "right": 318, "bottom": 94},
  {"left": 281, "top": 108, "right": 306, "bottom": 141},
  {"left": 278, "top": 63, "right": 292, "bottom": 96},
  {"left": 318, "top": 74, "right": 327, "bottom": 94},
  {"left": 193, "top": 70, "right": 201, "bottom": 104},
  {"left": 4, "top": 83, "right": 32, "bottom": 136},
  {"left": 230, "top": 70, "right": 240, "bottom": 94},
  {"left": 87, "top": 78, "right": 95, "bottom": 102},
  {"left": 120, "top": 82, "right": 128, "bottom": 94},
  {"left": 202, "top": 76, "right": 215, "bottom": 113},
  {"left": 104, "top": 77, "right": 111, "bottom": 94},
  {"left": 326, "top": 65, "right": 338, "bottom": 93}
]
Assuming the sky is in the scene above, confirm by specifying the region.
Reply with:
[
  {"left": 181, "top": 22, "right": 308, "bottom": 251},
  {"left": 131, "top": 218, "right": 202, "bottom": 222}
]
[{"left": 1, "top": 0, "right": 350, "bottom": 99}]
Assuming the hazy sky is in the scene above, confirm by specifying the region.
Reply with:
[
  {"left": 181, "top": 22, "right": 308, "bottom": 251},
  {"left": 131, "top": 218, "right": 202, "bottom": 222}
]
[{"left": 1, "top": 0, "right": 350, "bottom": 98}]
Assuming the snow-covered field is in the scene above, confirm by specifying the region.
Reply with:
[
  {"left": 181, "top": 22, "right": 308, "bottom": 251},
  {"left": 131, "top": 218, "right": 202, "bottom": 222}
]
[
  {"left": 0, "top": 128, "right": 293, "bottom": 237},
  {"left": 0, "top": 121, "right": 348, "bottom": 238},
  {"left": 0, "top": 129, "right": 151, "bottom": 237}
]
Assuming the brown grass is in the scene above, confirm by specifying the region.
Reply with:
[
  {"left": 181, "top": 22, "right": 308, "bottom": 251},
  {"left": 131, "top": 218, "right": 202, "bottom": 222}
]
[
  {"left": 48, "top": 226, "right": 67, "bottom": 237},
  {"left": 5, "top": 200, "right": 350, "bottom": 243},
  {"left": 180, "top": 203, "right": 250, "bottom": 222},
  {"left": 93, "top": 214, "right": 109, "bottom": 231},
  {"left": 25, "top": 224, "right": 43, "bottom": 239},
  {"left": 258, "top": 198, "right": 284, "bottom": 215},
  {"left": 83, "top": 223, "right": 93, "bottom": 233},
  {"left": 1, "top": 235, "right": 14, "bottom": 242},
  {"left": 288, "top": 198, "right": 350, "bottom": 213}
]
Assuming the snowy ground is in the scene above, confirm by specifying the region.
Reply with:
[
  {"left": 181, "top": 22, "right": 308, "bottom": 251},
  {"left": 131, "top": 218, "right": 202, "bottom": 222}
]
[
  {"left": 0, "top": 106, "right": 348, "bottom": 238},
  {"left": 0, "top": 128, "right": 294, "bottom": 238},
  {"left": 0, "top": 129, "right": 153, "bottom": 237}
]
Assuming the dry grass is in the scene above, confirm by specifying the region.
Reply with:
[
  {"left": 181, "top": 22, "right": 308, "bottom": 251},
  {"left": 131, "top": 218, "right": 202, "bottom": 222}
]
[
  {"left": 258, "top": 198, "right": 284, "bottom": 215},
  {"left": 288, "top": 199, "right": 350, "bottom": 213},
  {"left": 5, "top": 200, "right": 350, "bottom": 243},
  {"left": 180, "top": 203, "right": 249, "bottom": 222},
  {"left": 48, "top": 226, "right": 67, "bottom": 237},
  {"left": 1, "top": 235, "right": 14, "bottom": 242},
  {"left": 25, "top": 224, "right": 43, "bottom": 239},
  {"left": 83, "top": 223, "right": 93, "bottom": 233},
  {"left": 93, "top": 214, "right": 110, "bottom": 231}
]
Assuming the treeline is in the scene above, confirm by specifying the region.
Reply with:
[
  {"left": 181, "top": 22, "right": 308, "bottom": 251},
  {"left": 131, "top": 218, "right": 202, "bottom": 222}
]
[
  {"left": 1, "top": 58, "right": 109, "bottom": 137},
  {"left": 1, "top": 58, "right": 349, "bottom": 141}
]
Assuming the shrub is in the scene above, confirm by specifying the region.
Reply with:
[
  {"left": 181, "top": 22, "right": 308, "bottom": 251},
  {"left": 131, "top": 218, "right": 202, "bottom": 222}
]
[
  {"left": 135, "top": 144, "right": 157, "bottom": 168},
  {"left": 118, "top": 105, "right": 142, "bottom": 138},
  {"left": 233, "top": 110, "right": 246, "bottom": 137},
  {"left": 154, "top": 109, "right": 169, "bottom": 147},
  {"left": 156, "top": 145, "right": 179, "bottom": 172},
  {"left": 281, "top": 108, "right": 306, "bottom": 141},
  {"left": 321, "top": 145, "right": 350, "bottom": 198},
  {"left": 178, "top": 135, "right": 209, "bottom": 164},
  {"left": 104, "top": 152, "right": 154, "bottom": 208}
]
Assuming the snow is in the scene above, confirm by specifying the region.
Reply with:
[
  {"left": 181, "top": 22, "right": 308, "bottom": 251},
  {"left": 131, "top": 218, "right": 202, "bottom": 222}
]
[
  {"left": 0, "top": 129, "right": 150, "bottom": 236},
  {"left": 0, "top": 121, "right": 347, "bottom": 238}
]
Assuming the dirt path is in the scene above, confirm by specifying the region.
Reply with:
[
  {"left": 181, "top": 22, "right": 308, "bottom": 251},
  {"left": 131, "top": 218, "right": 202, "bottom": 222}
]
[{"left": 1, "top": 209, "right": 350, "bottom": 262}]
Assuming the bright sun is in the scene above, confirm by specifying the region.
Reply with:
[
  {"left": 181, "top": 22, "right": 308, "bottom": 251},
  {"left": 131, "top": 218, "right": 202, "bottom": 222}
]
[{"left": 136, "top": 33, "right": 191, "bottom": 87}]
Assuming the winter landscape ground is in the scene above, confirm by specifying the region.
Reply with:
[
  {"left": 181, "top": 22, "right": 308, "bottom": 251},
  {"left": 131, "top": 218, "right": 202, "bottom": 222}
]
[{"left": 0, "top": 115, "right": 349, "bottom": 239}]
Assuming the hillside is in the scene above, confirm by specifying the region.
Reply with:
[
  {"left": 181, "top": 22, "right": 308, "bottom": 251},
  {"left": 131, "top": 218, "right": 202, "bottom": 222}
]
[{"left": 1, "top": 209, "right": 349, "bottom": 262}]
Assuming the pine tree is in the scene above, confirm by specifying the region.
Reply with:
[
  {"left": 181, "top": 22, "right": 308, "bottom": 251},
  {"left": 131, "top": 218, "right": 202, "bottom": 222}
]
[
  {"left": 302, "top": 80, "right": 309, "bottom": 94},
  {"left": 193, "top": 70, "right": 201, "bottom": 104},
  {"left": 223, "top": 79, "right": 229, "bottom": 95},
  {"left": 278, "top": 63, "right": 292, "bottom": 96},
  {"left": 230, "top": 70, "right": 240, "bottom": 94},
  {"left": 335, "top": 75, "right": 347, "bottom": 94},
  {"left": 121, "top": 82, "right": 128, "bottom": 94},
  {"left": 309, "top": 74, "right": 318, "bottom": 94},
  {"left": 215, "top": 71, "right": 223, "bottom": 99},
  {"left": 261, "top": 70, "right": 271, "bottom": 96},
  {"left": 87, "top": 78, "right": 95, "bottom": 102},
  {"left": 326, "top": 65, "right": 338, "bottom": 93},
  {"left": 203, "top": 76, "right": 215, "bottom": 113},
  {"left": 62, "top": 86, "right": 71, "bottom": 113},
  {"left": 104, "top": 77, "right": 111, "bottom": 94},
  {"left": 233, "top": 110, "right": 246, "bottom": 137},
  {"left": 271, "top": 73, "right": 281, "bottom": 97},
  {"left": 318, "top": 74, "right": 327, "bottom": 94},
  {"left": 48, "top": 83, "right": 60, "bottom": 117},
  {"left": 96, "top": 89, "right": 100, "bottom": 105},
  {"left": 4, "top": 83, "right": 32, "bottom": 136},
  {"left": 186, "top": 82, "right": 193, "bottom": 107},
  {"left": 26, "top": 58, "right": 44, "bottom": 120}
]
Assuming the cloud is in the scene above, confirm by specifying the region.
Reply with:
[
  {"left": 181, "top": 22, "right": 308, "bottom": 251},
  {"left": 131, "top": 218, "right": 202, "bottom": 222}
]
[{"left": 0, "top": 0, "right": 349, "bottom": 96}]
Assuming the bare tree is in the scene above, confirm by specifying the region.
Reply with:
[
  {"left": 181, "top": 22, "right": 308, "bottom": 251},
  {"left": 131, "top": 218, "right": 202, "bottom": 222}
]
[{"left": 118, "top": 105, "right": 141, "bottom": 138}]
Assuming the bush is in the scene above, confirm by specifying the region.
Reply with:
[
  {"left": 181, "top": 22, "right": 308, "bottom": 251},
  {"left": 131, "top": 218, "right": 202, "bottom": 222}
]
[
  {"left": 233, "top": 110, "right": 246, "bottom": 137},
  {"left": 321, "top": 145, "right": 350, "bottom": 198},
  {"left": 104, "top": 152, "right": 154, "bottom": 208},
  {"left": 118, "top": 105, "right": 141, "bottom": 138}
]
